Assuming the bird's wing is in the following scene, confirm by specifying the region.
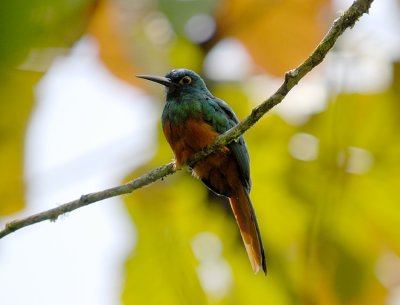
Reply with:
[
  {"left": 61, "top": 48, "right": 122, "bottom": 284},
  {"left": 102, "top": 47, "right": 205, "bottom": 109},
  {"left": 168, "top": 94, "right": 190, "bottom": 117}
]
[
  {"left": 204, "top": 96, "right": 252, "bottom": 192},
  {"left": 229, "top": 132, "right": 252, "bottom": 192}
]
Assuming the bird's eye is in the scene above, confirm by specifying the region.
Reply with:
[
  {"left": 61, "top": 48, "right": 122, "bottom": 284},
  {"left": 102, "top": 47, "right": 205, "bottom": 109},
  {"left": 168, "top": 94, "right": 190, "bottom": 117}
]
[{"left": 179, "top": 76, "right": 192, "bottom": 85}]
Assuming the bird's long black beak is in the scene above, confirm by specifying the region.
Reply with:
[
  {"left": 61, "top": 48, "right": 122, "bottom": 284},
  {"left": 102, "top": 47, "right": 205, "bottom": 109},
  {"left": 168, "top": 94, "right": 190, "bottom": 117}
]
[{"left": 136, "top": 74, "right": 176, "bottom": 88}]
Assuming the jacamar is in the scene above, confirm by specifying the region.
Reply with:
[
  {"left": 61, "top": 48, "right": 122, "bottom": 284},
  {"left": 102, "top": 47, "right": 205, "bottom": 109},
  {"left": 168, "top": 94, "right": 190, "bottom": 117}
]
[{"left": 137, "top": 69, "right": 266, "bottom": 274}]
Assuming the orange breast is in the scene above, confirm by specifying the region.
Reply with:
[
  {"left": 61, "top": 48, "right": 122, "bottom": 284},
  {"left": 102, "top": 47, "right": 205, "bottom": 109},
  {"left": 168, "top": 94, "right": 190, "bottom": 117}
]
[
  {"left": 163, "top": 117, "right": 240, "bottom": 196},
  {"left": 163, "top": 117, "right": 221, "bottom": 167}
]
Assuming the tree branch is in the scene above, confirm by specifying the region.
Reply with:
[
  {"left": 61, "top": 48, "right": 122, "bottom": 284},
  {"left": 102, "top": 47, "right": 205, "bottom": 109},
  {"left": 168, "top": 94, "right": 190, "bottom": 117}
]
[{"left": 0, "top": 0, "right": 373, "bottom": 240}]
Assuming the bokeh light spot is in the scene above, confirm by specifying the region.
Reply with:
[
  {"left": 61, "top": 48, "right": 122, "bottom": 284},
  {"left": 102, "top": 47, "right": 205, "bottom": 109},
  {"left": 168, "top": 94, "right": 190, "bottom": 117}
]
[
  {"left": 346, "top": 147, "right": 374, "bottom": 174},
  {"left": 191, "top": 232, "right": 232, "bottom": 302},
  {"left": 288, "top": 133, "right": 319, "bottom": 161},
  {"left": 185, "top": 14, "right": 215, "bottom": 44},
  {"left": 144, "top": 12, "right": 175, "bottom": 45},
  {"left": 204, "top": 38, "right": 252, "bottom": 81},
  {"left": 191, "top": 231, "right": 222, "bottom": 261}
]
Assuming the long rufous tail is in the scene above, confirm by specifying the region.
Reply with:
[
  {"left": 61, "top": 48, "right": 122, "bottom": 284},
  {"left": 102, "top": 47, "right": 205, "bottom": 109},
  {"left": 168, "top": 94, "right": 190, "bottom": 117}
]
[{"left": 229, "top": 186, "right": 266, "bottom": 274}]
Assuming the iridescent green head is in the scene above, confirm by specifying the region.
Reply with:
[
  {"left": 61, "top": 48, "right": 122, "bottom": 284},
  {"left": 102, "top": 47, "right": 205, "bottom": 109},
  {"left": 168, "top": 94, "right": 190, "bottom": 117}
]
[{"left": 137, "top": 69, "right": 209, "bottom": 97}]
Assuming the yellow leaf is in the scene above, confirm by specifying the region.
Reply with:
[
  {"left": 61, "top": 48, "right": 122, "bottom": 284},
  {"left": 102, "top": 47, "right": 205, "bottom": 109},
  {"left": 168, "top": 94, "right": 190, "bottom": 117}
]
[{"left": 0, "top": 71, "right": 41, "bottom": 215}]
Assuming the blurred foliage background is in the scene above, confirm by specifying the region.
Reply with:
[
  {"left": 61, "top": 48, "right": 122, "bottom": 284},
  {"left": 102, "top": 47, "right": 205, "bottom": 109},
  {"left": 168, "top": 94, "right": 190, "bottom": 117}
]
[{"left": 1, "top": 0, "right": 400, "bottom": 304}]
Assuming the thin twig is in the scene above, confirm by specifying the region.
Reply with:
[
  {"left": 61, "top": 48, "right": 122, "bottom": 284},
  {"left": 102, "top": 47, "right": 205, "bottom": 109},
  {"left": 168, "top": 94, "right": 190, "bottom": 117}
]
[{"left": 0, "top": 0, "right": 373, "bottom": 240}]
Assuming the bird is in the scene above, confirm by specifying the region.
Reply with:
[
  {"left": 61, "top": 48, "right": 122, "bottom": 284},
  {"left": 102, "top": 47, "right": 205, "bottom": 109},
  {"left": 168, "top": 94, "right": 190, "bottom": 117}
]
[{"left": 137, "top": 68, "right": 266, "bottom": 274}]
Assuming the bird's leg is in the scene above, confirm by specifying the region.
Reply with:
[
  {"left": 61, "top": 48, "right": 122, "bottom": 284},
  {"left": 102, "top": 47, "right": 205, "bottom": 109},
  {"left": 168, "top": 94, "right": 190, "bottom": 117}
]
[{"left": 172, "top": 159, "right": 181, "bottom": 171}]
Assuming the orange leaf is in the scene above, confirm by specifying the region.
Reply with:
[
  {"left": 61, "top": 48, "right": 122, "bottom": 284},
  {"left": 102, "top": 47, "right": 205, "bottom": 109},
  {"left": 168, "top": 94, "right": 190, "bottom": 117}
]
[
  {"left": 215, "top": 0, "right": 331, "bottom": 75},
  {"left": 87, "top": 0, "right": 141, "bottom": 86}
]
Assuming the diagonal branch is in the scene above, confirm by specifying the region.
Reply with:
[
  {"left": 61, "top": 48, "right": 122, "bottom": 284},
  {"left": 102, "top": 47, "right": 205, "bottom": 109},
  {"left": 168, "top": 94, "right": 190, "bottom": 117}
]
[{"left": 0, "top": 0, "right": 373, "bottom": 240}]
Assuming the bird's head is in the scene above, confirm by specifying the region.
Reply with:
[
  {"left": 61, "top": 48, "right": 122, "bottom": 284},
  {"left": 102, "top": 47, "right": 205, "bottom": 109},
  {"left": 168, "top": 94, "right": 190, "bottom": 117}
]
[{"left": 137, "top": 69, "right": 208, "bottom": 96}]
